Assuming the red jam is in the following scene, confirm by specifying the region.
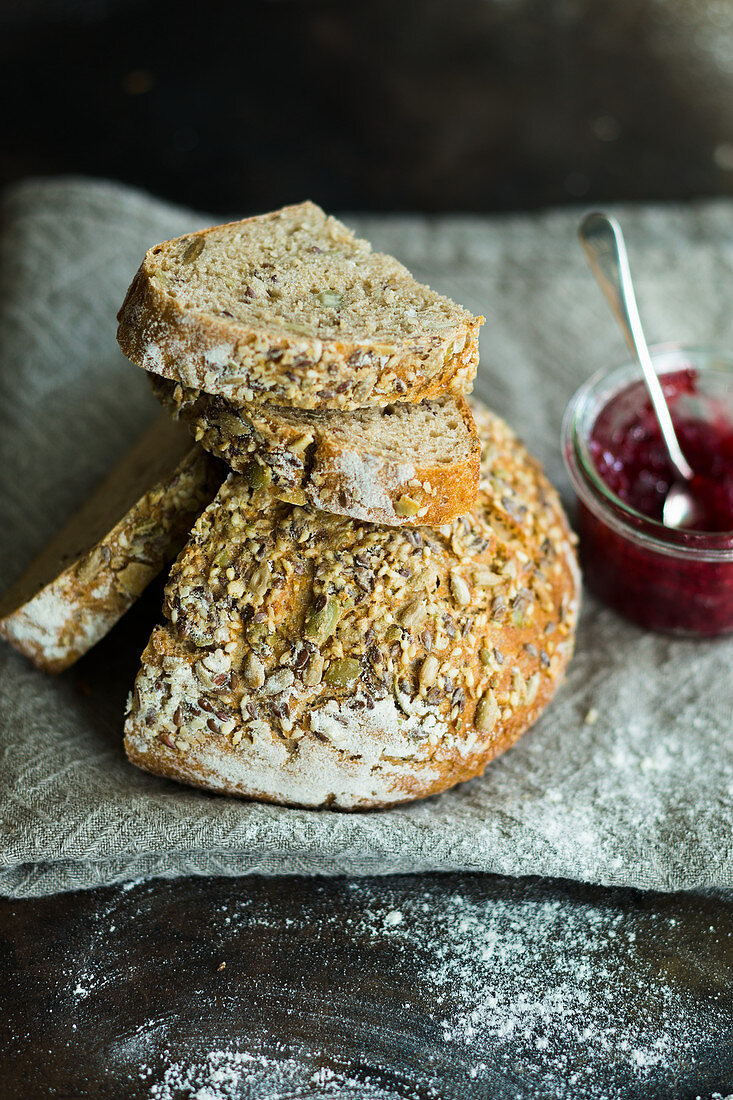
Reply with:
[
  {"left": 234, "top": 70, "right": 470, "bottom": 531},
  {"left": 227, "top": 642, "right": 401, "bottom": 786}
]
[
  {"left": 589, "top": 369, "right": 733, "bottom": 532},
  {"left": 563, "top": 353, "right": 733, "bottom": 637}
]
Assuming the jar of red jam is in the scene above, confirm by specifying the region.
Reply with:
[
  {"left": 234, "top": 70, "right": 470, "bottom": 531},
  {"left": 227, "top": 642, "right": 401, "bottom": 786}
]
[{"left": 562, "top": 345, "right": 733, "bottom": 636}]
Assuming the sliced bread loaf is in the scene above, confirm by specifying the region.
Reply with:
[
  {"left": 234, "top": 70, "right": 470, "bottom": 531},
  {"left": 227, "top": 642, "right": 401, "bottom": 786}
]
[
  {"left": 123, "top": 403, "right": 580, "bottom": 809},
  {"left": 151, "top": 374, "right": 480, "bottom": 527},
  {"left": 0, "top": 417, "right": 223, "bottom": 674},
  {"left": 117, "top": 202, "right": 483, "bottom": 411}
]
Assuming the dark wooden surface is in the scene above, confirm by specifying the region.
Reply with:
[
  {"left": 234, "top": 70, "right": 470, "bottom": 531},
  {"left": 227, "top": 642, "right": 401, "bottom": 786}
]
[{"left": 3, "top": 873, "right": 733, "bottom": 1099}]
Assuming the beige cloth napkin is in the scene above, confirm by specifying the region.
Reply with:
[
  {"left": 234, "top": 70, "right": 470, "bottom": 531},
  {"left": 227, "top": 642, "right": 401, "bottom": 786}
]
[{"left": 1, "top": 177, "right": 732, "bottom": 898}]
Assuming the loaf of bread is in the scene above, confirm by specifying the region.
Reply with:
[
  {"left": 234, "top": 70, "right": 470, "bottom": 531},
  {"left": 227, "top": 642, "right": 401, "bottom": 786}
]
[
  {"left": 117, "top": 202, "right": 483, "bottom": 412},
  {"left": 124, "top": 403, "right": 579, "bottom": 809},
  {"left": 151, "top": 374, "right": 480, "bottom": 527},
  {"left": 0, "top": 417, "right": 223, "bottom": 674}
]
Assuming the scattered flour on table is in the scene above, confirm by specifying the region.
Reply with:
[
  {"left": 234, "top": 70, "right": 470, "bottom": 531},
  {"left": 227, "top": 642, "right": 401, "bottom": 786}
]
[
  {"left": 145, "top": 1051, "right": 418, "bottom": 1100},
  {"left": 363, "top": 889, "right": 729, "bottom": 1098},
  {"left": 137, "top": 884, "right": 730, "bottom": 1099},
  {"left": 51, "top": 880, "right": 731, "bottom": 1099}
]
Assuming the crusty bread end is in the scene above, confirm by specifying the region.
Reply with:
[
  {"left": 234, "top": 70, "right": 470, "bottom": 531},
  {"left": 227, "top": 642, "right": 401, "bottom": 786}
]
[{"left": 0, "top": 418, "right": 223, "bottom": 673}]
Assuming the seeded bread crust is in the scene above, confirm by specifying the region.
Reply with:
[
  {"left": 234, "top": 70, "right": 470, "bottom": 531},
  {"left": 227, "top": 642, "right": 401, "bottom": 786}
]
[
  {"left": 0, "top": 418, "right": 223, "bottom": 674},
  {"left": 151, "top": 374, "right": 480, "bottom": 527},
  {"left": 116, "top": 202, "right": 483, "bottom": 411},
  {"left": 124, "top": 404, "right": 580, "bottom": 809}
]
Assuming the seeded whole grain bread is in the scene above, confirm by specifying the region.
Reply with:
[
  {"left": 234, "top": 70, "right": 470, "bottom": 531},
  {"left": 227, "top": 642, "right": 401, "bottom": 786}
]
[
  {"left": 151, "top": 374, "right": 480, "bottom": 528},
  {"left": 124, "top": 403, "right": 579, "bottom": 810},
  {"left": 0, "top": 418, "right": 223, "bottom": 674},
  {"left": 117, "top": 202, "right": 483, "bottom": 412}
]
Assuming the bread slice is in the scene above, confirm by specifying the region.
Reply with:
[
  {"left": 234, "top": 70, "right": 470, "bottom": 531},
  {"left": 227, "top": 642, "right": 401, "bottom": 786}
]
[
  {"left": 151, "top": 374, "right": 480, "bottom": 527},
  {"left": 0, "top": 417, "right": 223, "bottom": 674},
  {"left": 124, "top": 402, "right": 580, "bottom": 809},
  {"left": 117, "top": 202, "right": 483, "bottom": 411}
]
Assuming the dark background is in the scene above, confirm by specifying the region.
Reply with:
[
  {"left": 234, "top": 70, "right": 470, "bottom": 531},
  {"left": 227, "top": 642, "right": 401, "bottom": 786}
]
[{"left": 5, "top": 0, "right": 733, "bottom": 214}]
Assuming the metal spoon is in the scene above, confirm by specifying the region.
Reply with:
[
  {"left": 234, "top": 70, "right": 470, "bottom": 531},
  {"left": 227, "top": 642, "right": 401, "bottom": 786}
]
[{"left": 578, "top": 211, "right": 700, "bottom": 529}]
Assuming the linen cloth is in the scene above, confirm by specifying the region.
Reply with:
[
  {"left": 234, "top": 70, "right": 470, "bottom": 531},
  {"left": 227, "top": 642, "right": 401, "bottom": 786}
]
[{"left": 1, "top": 178, "right": 732, "bottom": 898}]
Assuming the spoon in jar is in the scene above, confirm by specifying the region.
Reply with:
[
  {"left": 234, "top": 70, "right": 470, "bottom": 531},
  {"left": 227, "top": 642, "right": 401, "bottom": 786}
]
[{"left": 578, "top": 211, "right": 700, "bottom": 529}]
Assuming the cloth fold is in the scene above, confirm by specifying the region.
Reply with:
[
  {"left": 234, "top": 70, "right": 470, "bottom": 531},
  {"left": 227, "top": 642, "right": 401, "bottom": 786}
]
[{"left": 1, "top": 177, "right": 732, "bottom": 898}]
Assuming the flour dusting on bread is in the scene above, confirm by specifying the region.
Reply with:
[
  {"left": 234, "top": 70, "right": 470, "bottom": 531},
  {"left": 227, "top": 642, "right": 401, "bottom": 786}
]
[{"left": 123, "top": 402, "right": 579, "bottom": 809}]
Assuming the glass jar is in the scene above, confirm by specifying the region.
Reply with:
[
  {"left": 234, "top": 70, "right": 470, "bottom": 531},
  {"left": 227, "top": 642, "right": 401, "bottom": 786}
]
[{"left": 562, "top": 344, "right": 733, "bottom": 637}]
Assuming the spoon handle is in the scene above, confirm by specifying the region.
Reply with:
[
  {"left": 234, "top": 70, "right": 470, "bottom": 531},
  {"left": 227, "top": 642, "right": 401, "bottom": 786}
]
[{"left": 578, "top": 211, "right": 694, "bottom": 482}]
